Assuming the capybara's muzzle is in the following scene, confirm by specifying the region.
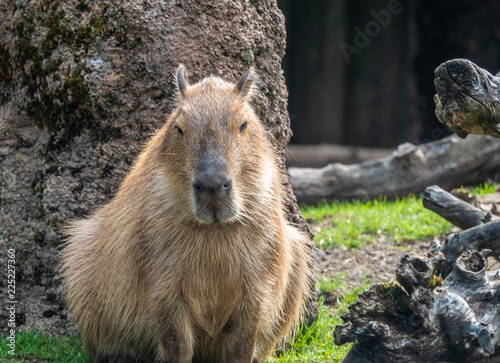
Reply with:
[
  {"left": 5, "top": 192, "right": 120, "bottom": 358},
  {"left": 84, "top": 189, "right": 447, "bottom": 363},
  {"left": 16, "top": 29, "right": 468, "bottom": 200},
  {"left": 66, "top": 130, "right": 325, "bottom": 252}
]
[{"left": 192, "top": 154, "right": 235, "bottom": 223}]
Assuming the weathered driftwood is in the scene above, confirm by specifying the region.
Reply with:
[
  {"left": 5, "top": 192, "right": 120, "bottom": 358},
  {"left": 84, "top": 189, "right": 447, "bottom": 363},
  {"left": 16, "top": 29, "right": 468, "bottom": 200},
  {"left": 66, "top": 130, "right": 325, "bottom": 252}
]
[
  {"left": 423, "top": 185, "right": 500, "bottom": 273},
  {"left": 289, "top": 134, "right": 500, "bottom": 204},
  {"left": 434, "top": 58, "right": 500, "bottom": 139},
  {"left": 441, "top": 221, "right": 500, "bottom": 272},
  {"left": 334, "top": 187, "right": 500, "bottom": 362},
  {"left": 335, "top": 250, "right": 500, "bottom": 363},
  {"left": 423, "top": 185, "right": 498, "bottom": 230}
]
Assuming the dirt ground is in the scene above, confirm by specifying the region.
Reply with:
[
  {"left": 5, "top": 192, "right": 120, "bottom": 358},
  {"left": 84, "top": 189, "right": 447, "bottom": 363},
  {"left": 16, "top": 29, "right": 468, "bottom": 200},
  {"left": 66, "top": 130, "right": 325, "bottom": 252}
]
[{"left": 315, "top": 232, "right": 434, "bottom": 306}]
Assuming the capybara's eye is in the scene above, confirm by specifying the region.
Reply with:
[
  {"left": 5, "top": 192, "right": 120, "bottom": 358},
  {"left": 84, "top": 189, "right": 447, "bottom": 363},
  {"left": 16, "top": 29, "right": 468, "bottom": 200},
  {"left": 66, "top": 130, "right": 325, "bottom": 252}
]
[
  {"left": 239, "top": 121, "right": 248, "bottom": 133},
  {"left": 174, "top": 125, "right": 184, "bottom": 136}
]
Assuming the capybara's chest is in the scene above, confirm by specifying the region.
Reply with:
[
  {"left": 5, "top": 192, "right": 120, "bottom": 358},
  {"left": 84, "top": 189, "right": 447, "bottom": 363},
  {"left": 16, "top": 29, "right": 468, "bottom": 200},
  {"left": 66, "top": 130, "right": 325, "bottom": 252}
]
[{"left": 183, "top": 265, "right": 244, "bottom": 335}]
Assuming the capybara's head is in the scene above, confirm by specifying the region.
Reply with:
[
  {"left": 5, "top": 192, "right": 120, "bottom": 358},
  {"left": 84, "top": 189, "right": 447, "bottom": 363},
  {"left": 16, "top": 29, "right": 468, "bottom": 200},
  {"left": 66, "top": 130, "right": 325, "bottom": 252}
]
[{"left": 159, "top": 66, "right": 274, "bottom": 224}]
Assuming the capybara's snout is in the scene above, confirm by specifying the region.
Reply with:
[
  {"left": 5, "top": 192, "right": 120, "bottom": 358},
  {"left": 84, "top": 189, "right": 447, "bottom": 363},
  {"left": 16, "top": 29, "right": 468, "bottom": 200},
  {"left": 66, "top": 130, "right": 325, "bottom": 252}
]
[{"left": 192, "top": 153, "right": 235, "bottom": 223}]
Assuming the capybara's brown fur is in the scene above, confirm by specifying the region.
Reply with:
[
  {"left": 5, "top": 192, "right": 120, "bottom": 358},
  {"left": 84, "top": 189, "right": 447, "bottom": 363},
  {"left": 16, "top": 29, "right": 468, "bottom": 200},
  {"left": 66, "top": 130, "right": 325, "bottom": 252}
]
[{"left": 61, "top": 66, "right": 312, "bottom": 363}]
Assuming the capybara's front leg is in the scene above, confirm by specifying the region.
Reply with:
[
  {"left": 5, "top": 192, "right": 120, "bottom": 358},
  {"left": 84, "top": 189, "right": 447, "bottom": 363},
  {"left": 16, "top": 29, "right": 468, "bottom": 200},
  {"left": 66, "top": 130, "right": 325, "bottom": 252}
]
[
  {"left": 157, "top": 305, "right": 194, "bottom": 363},
  {"left": 225, "top": 309, "right": 259, "bottom": 363}
]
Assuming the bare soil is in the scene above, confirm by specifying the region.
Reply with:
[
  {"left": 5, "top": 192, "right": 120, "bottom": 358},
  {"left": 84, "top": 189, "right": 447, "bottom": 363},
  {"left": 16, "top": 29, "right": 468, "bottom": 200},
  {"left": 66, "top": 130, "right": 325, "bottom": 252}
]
[{"left": 316, "top": 233, "right": 433, "bottom": 306}]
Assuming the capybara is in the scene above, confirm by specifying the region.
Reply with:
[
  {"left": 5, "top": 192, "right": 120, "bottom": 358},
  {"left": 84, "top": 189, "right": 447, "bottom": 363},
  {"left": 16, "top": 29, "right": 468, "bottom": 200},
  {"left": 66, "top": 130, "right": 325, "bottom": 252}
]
[{"left": 61, "top": 66, "right": 312, "bottom": 363}]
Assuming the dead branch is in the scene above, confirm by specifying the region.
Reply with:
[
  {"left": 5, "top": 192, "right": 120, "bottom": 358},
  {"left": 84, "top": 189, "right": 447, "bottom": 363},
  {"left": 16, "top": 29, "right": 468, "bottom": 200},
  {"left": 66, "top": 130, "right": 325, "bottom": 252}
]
[{"left": 423, "top": 185, "right": 498, "bottom": 230}]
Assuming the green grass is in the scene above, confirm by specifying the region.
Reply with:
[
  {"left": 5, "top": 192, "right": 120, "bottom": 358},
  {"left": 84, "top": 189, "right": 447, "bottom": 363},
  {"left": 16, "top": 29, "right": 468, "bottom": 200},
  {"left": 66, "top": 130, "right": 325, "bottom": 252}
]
[
  {"left": 467, "top": 181, "right": 498, "bottom": 195},
  {"left": 2, "top": 182, "right": 497, "bottom": 362},
  {"left": 302, "top": 194, "right": 454, "bottom": 249},
  {"left": 316, "top": 272, "right": 349, "bottom": 294},
  {"left": 268, "top": 286, "right": 368, "bottom": 363},
  {"left": 0, "top": 327, "right": 90, "bottom": 362}
]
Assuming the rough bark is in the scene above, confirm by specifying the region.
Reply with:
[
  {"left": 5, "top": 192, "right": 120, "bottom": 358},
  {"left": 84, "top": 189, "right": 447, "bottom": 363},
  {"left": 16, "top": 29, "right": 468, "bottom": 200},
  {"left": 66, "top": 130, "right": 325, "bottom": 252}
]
[
  {"left": 434, "top": 58, "right": 500, "bottom": 139},
  {"left": 334, "top": 189, "right": 500, "bottom": 362},
  {"left": 289, "top": 134, "right": 500, "bottom": 204},
  {"left": 0, "top": 0, "right": 312, "bottom": 334}
]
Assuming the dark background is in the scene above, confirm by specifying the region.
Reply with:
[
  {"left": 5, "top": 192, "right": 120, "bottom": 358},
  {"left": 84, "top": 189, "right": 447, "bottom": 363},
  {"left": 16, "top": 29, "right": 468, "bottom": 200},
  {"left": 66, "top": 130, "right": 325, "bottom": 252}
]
[{"left": 278, "top": 0, "right": 500, "bottom": 147}]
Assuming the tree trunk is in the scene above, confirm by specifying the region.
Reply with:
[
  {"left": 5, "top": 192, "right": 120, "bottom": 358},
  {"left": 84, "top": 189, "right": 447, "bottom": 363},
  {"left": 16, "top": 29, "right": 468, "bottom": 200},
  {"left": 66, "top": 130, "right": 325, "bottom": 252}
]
[
  {"left": 0, "top": 0, "right": 312, "bottom": 334},
  {"left": 289, "top": 134, "right": 500, "bottom": 204}
]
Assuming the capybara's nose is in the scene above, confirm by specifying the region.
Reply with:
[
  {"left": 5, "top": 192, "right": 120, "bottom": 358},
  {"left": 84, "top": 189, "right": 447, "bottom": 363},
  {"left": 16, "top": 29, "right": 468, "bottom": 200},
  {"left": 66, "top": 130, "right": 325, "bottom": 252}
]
[{"left": 193, "top": 175, "right": 232, "bottom": 197}]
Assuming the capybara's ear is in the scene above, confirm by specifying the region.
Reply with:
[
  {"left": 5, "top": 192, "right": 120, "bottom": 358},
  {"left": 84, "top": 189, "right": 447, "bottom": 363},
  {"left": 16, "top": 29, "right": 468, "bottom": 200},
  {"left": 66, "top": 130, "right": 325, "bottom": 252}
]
[
  {"left": 176, "top": 64, "right": 188, "bottom": 98},
  {"left": 236, "top": 68, "right": 257, "bottom": 100}
]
